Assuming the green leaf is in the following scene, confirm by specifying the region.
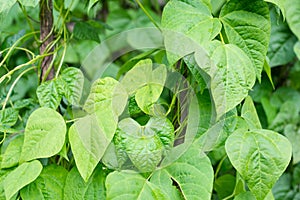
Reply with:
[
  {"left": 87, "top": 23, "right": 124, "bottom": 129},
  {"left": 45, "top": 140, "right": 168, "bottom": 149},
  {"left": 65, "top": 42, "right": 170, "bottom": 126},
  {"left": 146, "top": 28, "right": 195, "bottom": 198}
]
[
  {"left": 106, "top": 170, "right": 169, "bottom": 199},
  {"left": 196, "top": 108, "right": 237, "bottom": 151},
  {"left": 1, "top": 135, "right": 23, "bottom": 168},
  {"left": 73, "top": 21, "right": 100, "bottom": 43},
  {"left": 226, "top": 129, "right": 292, "bottom": 200},
  {"left": 234, "top": 191, "right": 256, "bottom": 200},
  {"left": 214, "top": 174, "right": 236, "bottom": 199},
  {"left": 20, "top": 107, "right": 66, "bottom": 162},
  {"left": 241, "top": 96, "right": 262, "bottom": 130},
  {"left": 284, "top": 124, "right": 300, "bottom": 164},
  {"left": 272, "top": 173, "right": 292, "bottom": 200},
  {"left": 265, "top": 0, "right": 286, "bottom": 19},
  {"left": 150, "top": 170, "right": 183, "bottom": 200},
  {"left": 285, "top": 0, "right": 300, "bottom": 40},
  {"left": 195, "top": 43, "right": 256, "bottom": 119},
  {"left": 36, "top": 79, "right": 63, "bottom": 109},
  {"left": 18, "top": 0, "right": 39, "bottom": 7},
  {"left": 0, "top": 0, "right": 16, "bottom": 13},
  {"left": 267, "top": 8, "right": 297, "bottom": 67},
  {"left": 69, "top": 114, "right": 111, "bottom": 181},
  {"left": 161, "top": 0, "right": 221, "bottom": 64},
  {"left": 84, "top": 77, "right": 127, "bottom": 118},
  {"left": 60, "top": 67, "right": 84, "bottom": 105},
  {"left": 0, "top": 108, "right": 18, "bottom": 127},
  {"left": 115, "top": 117, "right": 174, "bottom": 172},
  {"left": 20, "top": 165, "right": 68, "bottom": 200},
  {"left": 0, "top": 169, "right": 14, "bottom": 200},
  {"left": 64, "top": 166, "right": 106, "bottom": 200},
  {"left": 220, "top": 0, "right": 271, "bottom": 80},
  {"left": 3, "top": 160, "right": 42, "bottom": 200},
  {"left": 269, "top": 101, "right": 299, "bottom": 132},
  {"left": 156, "top": 145, "right": 214, "bottom": 200}
]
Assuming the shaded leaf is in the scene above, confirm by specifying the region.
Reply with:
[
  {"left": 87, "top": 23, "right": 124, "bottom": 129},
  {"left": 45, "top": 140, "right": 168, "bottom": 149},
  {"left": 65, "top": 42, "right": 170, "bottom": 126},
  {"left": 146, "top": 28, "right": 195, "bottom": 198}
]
[
  {"left": 1, "top": 135, "right": 23, "bottom": 168},
  {"left": 18, "top": 0, "right": 39, "bottom": 7},
  {"left": 73, "top": 21, "right": 100, "bottom": 43},
  {"left": 0, "top": 108, "right": 18, "bottom": 127},
  {"left": 64, "top": 166, "right": 106, "bottom": 200},
  {"left": 20, "top": 165, "right": 68, "bottom": 200},
  {"left": 284, "top": 124, "right": 300, "bottom": 164}
]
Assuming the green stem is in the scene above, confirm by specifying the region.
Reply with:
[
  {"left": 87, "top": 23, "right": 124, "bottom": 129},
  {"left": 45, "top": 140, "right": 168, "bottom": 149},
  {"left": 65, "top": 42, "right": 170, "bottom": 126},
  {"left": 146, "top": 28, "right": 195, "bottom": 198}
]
[
  {"left": 135, "top": 0, "right": 162, "bottom": 32},
  {"left": 214, "top": 155, "right": 227, "bottom": 180},
  {"left": 0, "top": 31, "right": 39, "bottom": 68},
  {"left": 2, "top": 66, "right": 37, "bottom": 110}
]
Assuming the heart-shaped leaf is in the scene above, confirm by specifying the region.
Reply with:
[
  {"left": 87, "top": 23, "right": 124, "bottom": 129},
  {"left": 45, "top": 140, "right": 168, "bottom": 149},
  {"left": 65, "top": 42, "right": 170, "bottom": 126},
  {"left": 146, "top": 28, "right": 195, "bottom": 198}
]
[
  {"left": 152, "top": 145, "right": 214, "bottom": 200},
  {"left": 115, "top": 117, "right": 174, "bottom": 172},
  {"left": 226, "top": 129, "right": 292, "bottom": 200},
  {"left": 220, "top": 0, "right": 271, "bottom": 80},
  {"left": 20, "top": 107, "right": 66, "bottom": 162},
  {"left": 69, "top": 114, "right": 112, "bottom": 181}
]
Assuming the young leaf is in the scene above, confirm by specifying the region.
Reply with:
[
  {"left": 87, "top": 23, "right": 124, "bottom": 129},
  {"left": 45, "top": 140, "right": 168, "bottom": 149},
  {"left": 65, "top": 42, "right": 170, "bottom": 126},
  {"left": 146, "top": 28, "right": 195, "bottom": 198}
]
[
  {"left": 69, "top": 114, "right": 111, "bottom": 181},
  {"left": 195, "top": 43, "right": 256, "bottom": 120},
  {"left": 20, "top": 165, "right": 68, "bottom": 200},
  {"left": 36, "top": 79, "right": 64, "bottom": 109},
  {"left": 64, "top": 166, "right": 106, "bottom": 200},
  {"left": 0, "top": 107, "right": 18, "bottom": 127},
  {"left": 285, "top": 0, "right": 300, "bottom": 40},
  {"left": 20, "top": 107, "right": 66, "bottom": 162},
  {"left": 60, "top": 67, "right": 84, "bottom": 105},
  {"left": 226, "top": 129, "right": 292, "bottom": 200},
  {"left": 115, "top": 117, "right": 174, "bottom": 172},
  {"left": 154, "top": 146, "right": 214, "bottom": 200},
  {"left": 106, "top": 170, "right": 170, "bottom": 199},
  {"left": 3, "top": 160, "right": 43, "bottom": 200},
  {"left": 241, "top": 96, "right": 262, "bottom": 130},
  {"left": 135, "top": 64, "right": 167, "bottom": 114},
  {"left": 220, "top": 0, "right": 271, "bottom": 80},
  {"left": 1, "top": 135, "right": 24, "bottom": 168}
]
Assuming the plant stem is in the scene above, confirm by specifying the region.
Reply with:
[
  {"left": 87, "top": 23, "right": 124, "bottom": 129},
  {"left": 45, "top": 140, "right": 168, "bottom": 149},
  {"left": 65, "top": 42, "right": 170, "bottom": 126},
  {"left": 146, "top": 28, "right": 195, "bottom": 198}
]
[{"left": 40, "top": 0, "right": 55, "bottom": 81}]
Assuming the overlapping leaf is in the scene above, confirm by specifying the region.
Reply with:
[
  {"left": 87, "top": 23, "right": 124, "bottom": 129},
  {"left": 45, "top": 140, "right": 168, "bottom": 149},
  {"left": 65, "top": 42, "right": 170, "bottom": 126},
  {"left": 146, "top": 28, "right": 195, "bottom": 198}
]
[
  {"left": 36, "top": 79, "right": 63, "bottom": 109},
  {"left": 286, "top": 0, "right": 300, "bottom": 40},
  {"left": 1, "top": 135, "right": 24, "bottom": 168},
  {"left": 195, "top": 43, "right": 256, "bottom": 119},
  {"left": 220, "top": 0, "right": 271, "bottom": 80}
]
